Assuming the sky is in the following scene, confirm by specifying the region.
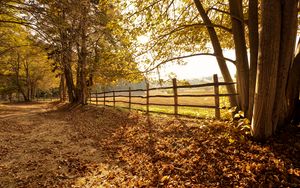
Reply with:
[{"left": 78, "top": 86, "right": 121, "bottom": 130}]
[
  {"left": 140, "top": 38, "right": 300, "bottom": 81},
  {"left": 138, "top": 35, "right": 299, "bottom": 81},
  {"left": 153, "top": 51, "right": 236, "bottom": 80},
  {"left": 143, "top": 50, "right": 237, "bottom": 81},
  {"left": 136, "top": 35, "right": 237, "bottom": 81}
]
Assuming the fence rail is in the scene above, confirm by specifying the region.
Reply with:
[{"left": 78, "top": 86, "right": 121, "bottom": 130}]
[{"left": 88, "top": 74, "right": 237, "bottom": 119}]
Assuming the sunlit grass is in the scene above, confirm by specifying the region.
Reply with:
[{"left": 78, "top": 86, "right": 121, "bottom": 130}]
[
  {"left": 90, "top": 101, "right": 233, "bottom": 119},
  {"left": 89, "top": 87, "right": 233, "bottom": 119}
]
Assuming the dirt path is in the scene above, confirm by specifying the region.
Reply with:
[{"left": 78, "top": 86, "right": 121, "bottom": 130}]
[{"left": 0, "top": 103, "right": 114, "bottom": 188}]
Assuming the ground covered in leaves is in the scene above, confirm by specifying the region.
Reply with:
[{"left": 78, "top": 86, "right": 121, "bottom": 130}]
[{"left": 0, "top": 102, "right": 299, "bottom": 187}]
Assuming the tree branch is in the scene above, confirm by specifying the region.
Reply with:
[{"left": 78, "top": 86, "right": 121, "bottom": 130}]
[
  {"left": 159, "top": 22, "right": 232, "bottom": 39},
  {"left": 0, "top": 45, "right": 35, "bottom": 56},
  {"left": 206, "top": 7, "right": 246, "bottom": 24},
  {"left": 143, "top": 53, "right": 236, "bottom": 73}
]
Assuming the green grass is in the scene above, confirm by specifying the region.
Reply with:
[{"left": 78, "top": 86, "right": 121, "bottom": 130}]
[
  {"left": 90, "top": 101, "right": 233, "bottom": 119},
  {"left": 89, "top": 87, "right": 233, "bottom": 119}
]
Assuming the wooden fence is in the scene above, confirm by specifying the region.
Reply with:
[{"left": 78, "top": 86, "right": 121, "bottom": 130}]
[{"left": 88, "top": 74, "right": 237, "bottom": 119}]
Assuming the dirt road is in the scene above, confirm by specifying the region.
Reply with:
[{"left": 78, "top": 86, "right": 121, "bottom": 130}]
[{"left": 0, "top": 102, "right": 123, "bottom": 187}]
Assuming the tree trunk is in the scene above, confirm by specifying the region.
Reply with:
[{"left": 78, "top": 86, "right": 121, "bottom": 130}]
[
  {"left": 30, "top": 83, "right": 35, "bottom": 100},
  {"left": 76, "top": 5, "right": 89, "bottom": 105},
  {"left": 76, "top": 44, "right": 81, "bottom": 102},
  {"left": 272, "top": 0, "right": 298, "bottom": 130},
  {"left": 251, "top": 0, "right": 281, "bottom": 140},
  {"left": 88, "top": 44, "right": 99, "bottom": 87},
  {"left": 15, "top": 53, "right": 28, "bottom": 101},
  {"left": 59, "top": 74, "right": 66, "bottom": 102},
  {"left": 24, "top": 59, "right": 31, "bottom": 101},
  {"left": 229, "top": 0, "right": 249, "bottom": 116},
  {"left": 61, "top": 33, "right": 76, "bottom": 103},
  {"left": 60, "top": 11, "right": 76, "bottom": 103},
  {"left": 286, "top": 39, "right": 300, "bottom": 123},
  {"left": 79, "top": 33, "right": 88, "bottom": 105},
  {"left": 247, "top": 0, "right": 259, "bottom": 119},
  {"left": 193, "top": 0, "right": 238, "bottom": 107}
]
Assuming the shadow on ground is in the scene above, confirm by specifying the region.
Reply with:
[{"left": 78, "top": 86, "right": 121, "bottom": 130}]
[{"left": 0, "top": 102, "right": 299, "bottom": 187}]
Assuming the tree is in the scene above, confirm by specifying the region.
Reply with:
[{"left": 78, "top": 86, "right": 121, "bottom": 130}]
[
  {"left": 25, "top": 0, "right": 142, "bottom": 104},
  {"left": 123, "top": 0, "right": 299, "bottom": 140},
  {"left": 251, "top": 0, "right": 299, "bottom": 140},
  {"left": 0, "top": 28, "right": 58, "bottom": 101},
  {"left": 193, "top": 0, "right": 238, "bottom": 108},
  {"left": 126, "top": 0, "right": 238, "bottom": 107}
]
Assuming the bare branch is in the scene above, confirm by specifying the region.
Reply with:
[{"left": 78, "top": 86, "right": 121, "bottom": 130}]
[
  {"left": 143, "top": 53, "right": 236, "bottom": 73},
  {"left": 159, "top": 22, "right": 232, "bottom": 39},
  {"left": 207, "top": 7, "right": 246, "bottom": 24}
]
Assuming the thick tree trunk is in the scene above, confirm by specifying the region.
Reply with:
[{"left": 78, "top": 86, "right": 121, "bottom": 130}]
[
  {"left": 251, "top": 0, "right": 281, "bottom": 140},
  {"left": 193, "top": 0, "right": 238, "bottom": 107},
  {"left": 60, "top": 11, "right": 76, "bottom": 103},
  {"left": 88, "top": 45, "right": 99, "bottom": 87},
  {"left": 229, "top": 0, "right": 250, "bottom": 116},
  {"left": 79, "top": 33, "right": 88, "bottom": 105},
  {"left": 64, "top": 55, "right": 76, "bottom": 102},
  {"left": 248, "top": 0, "right": 259, "bottom": 120},
  {"left": 286, "top": 39, "right": 300, "bottom": 123},
  {"left": 76, "top": 5, "right": 89, "bottom": 105},
  {"left": 272, "top": 0, "right": 298, "bottom": 130},
  {"left": 61, "top": 34, "right": 76, "bottom": 103}
]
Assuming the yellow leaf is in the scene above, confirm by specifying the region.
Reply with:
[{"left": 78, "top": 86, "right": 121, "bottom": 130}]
[
  {"left": 160, "top": 175, "right": 170, "bottom": 183},
  {"left": 228, "top": 138, "right": 235, "bottom": 144},
  {"left": 246, "top": 165, "right": 251, "bottom": 172}
]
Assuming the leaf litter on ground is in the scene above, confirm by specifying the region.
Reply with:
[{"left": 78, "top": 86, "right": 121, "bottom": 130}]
[{"left": 0, "top": 102, "right": 299, "bottom": 187}]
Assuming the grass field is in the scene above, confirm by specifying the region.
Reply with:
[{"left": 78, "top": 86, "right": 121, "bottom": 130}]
[{"left": 90, "top": 86, "right": 234, "bottom": 119}]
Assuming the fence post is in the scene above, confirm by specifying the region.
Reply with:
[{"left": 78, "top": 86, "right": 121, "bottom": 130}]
[
  {"left": 113, "top": 90, "right": 116, "bottom": 108},
  {"left": 103, "top": 90, "right": 106, "bottom": 106},
  {"left": 146, "top": 83, "right": 149, "bottom": 114},
  {"left": 172, "top": 78, "right": 178, "bottom": 116},
  {"left": 129, "top": 87, "right": 131, "bottom": 110},
  {"left": 213, "top": 74, "right": 220, "bottom": 119},
  {"left": 96, "top": 90, "right": 98, "bottom": 105}
]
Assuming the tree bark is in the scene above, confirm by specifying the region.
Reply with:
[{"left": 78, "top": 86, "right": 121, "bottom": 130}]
[
  {"left": 88, "top": 44, "right": 99, "bottom": 87},
  {"left": 248, "top": 0, "right": 259, "bottom": 119},
  {"left": 30, "top": 82, "right": 35, "bottom": 100},
  {"left": 229, "top": 0, "right": 249, "bottom": 116},
  {"left": 251, "top": 0, "right": 281, "bottom": 140},
  {"left": 272, "top": 0, "right": 298, "bottom": 130},
  {"left": 286, "top": 39, "right": 300, "bottom": 123},
  {"left": 61, "top": 32, "right": 76, "bottom": 103},
  {"left": 75, "top": 5, "right": 89, "bottom": 105},
  {"left": 15, "top": 53, "right": 28, "bottom": 101},
  {"left": 193, "top": 0, "right": 238, "bottom": 107},
  {"left": 24, "top": 59, "right": 31, "bottom": 101},
  {"left": 59, "top": 74, "right": 66, "bottom": 102}
]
